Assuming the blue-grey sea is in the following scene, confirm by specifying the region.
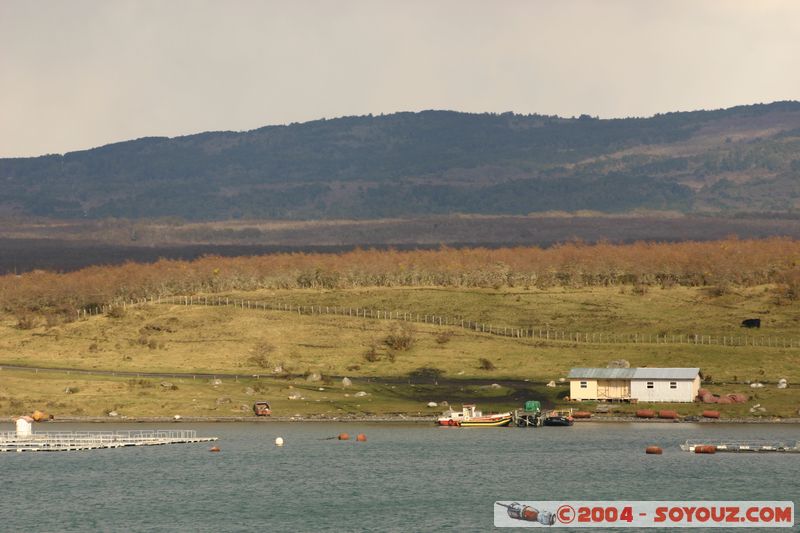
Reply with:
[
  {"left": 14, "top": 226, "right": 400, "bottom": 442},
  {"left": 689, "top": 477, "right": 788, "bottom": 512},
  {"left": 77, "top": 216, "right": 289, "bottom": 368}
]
[{"left": 2, "top": 422, "right": 798, "bottom": 532}]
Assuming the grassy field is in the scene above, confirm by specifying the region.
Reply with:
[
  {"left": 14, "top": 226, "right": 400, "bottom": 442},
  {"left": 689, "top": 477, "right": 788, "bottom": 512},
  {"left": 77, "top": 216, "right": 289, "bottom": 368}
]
[{"left": 1, "top": 285, "right": 798, "bottom": 419}]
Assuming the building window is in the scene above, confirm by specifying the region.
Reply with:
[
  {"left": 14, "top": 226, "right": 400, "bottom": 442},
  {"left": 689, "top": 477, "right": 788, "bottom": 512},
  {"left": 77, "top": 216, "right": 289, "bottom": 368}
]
[
  {"left": 646, "top": 381, "right": 654, "bottom": 389},
  {"left": 670, "top": 381, "right": 677, "bottom": 389},
  {"left": 580, "top": 381, "right": 588, "bottom": 389}
]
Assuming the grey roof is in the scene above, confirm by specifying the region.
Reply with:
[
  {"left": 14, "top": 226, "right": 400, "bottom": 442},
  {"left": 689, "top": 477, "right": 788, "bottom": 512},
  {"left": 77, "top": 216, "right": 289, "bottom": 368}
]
[
  {"left": 568, "top": 368, "right": 636, "bottom": 379},
  {"left": 632, "top": 368, "right": 700, "bottom": 380},
  {"left": 568, "top": 367, "right": 699, "bottom": 380}
]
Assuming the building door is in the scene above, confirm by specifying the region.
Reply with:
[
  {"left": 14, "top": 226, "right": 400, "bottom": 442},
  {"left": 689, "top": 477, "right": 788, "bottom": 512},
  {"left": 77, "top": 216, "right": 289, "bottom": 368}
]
[{"left": 597, "top": 380, "right": 630, "bottom": 400}]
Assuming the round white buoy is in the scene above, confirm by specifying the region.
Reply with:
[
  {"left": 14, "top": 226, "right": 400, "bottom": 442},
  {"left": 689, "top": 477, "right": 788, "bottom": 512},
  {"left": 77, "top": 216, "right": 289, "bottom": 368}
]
[{"left": 275, "top": 437, "right": 284, "bottom": 447}]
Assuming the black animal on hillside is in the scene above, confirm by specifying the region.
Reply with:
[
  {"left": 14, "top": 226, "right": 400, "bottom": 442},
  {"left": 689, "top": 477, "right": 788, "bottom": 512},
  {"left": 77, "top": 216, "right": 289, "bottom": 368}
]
[{"left": 741, "top": 318, "right": 761, "bottom": 328}]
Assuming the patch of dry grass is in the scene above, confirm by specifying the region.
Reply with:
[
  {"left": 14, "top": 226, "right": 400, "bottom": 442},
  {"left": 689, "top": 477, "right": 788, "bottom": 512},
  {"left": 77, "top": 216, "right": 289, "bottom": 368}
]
[{"left": 1, "top": 285, "right": 798, "bottom": 417}]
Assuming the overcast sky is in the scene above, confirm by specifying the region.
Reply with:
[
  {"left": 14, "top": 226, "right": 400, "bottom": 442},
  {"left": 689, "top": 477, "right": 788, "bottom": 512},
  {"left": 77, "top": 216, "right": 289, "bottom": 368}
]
[{"left": 1, "top": 0, "right": 799, "bottom": 157}]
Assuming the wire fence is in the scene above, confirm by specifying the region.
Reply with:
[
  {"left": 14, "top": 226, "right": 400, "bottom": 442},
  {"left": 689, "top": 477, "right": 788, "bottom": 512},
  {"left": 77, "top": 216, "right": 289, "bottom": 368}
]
[{"left": 74, "top": 294, "right": 800, "bottom": 349}]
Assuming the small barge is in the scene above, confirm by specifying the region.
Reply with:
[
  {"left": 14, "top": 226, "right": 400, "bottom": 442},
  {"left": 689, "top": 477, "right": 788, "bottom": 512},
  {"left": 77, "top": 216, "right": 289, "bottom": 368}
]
[{"left": 680, "top": 439, "right": 800, "bottom": 454}]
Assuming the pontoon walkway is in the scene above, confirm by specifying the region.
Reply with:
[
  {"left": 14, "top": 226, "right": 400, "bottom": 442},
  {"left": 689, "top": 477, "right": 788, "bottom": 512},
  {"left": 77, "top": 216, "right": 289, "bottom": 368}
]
[{"left": 0, "top": 430, "right": 217, "bottom": 452}]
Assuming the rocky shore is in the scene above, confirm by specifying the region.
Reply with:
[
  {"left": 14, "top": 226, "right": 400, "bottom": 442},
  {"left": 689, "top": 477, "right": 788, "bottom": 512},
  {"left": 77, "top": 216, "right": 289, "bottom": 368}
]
[{"left": 3, "top": 415, "right": 800, "bottom": 424}]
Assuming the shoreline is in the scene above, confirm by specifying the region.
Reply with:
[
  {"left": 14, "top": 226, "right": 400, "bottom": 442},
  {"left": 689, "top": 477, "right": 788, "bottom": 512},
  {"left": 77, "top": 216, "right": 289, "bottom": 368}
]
[{"left": 3, "top": 415, "right": 800, "bottom": 424}]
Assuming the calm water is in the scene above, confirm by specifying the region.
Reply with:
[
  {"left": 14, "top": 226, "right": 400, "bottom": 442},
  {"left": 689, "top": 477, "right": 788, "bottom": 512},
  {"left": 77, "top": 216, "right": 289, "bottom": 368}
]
[{"left": 3, "top": 422, "right": 798, "bottom": 532}]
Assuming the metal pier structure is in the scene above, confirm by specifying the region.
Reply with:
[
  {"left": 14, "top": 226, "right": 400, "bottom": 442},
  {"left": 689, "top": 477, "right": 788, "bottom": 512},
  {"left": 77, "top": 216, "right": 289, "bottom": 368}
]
[
  {"left": 511, "top": 409, "right": 543, "bottom": 428},
  {"left": 0, "top": 430, "right": 217, "bottom": 452},
  {"left": 680, "top": 439, "right": 800, "bottom": 453}
]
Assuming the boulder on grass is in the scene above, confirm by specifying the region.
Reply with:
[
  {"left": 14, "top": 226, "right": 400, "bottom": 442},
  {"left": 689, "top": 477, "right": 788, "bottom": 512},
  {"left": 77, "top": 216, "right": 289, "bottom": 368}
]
[{"left": 727, "top": 393, "right": 748, "bottom": 403}]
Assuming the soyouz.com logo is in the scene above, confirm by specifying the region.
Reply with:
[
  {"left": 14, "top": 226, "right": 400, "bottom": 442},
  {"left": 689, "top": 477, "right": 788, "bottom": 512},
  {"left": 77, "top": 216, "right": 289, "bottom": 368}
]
[{"left": 494, "top": 501, "right": 795, "bottom": 528}]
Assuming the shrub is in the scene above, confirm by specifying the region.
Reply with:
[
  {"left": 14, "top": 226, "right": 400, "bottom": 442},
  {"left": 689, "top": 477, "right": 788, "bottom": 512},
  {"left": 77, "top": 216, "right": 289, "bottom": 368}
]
[
  {"left": 9, "top": 398, "right": 24, "bottom": 410},
  {"left": 632, "top": 284, "right": 649, "bottom": 295},
  {"left": 363, "top": 342, "right": 380, "bottom": 362},
  {"left": 44, "top": 312, "right": 62, "bottom": 328},
  {"left": 16, "top": 314, "right": 37, "bottom": 330},
  {"left": 107, "top": 306, "right": 127, "bottom": 319},
  {"left": 253, "top": 340, "right": 275, "bottom": 357},
  {"left": 435, "top": 330, "right": 454, "bottom": 344},
  {"left": 408, "top": 366, "right": 443, "bottom": 383},
  {"left": 478, "top": 357, "right": 496, "bottom": 371},
  {"left": 384, "top": 323, "right": 415, "bottom": 351},
  {"left": 706, "top": 284, "right": 729, "bottom": 297},
  {"left": 248, "top": 354, "right": 271, "bottom": 369},
  {"left": 773, "top": 269, "right": 800, "bottom": 302}
]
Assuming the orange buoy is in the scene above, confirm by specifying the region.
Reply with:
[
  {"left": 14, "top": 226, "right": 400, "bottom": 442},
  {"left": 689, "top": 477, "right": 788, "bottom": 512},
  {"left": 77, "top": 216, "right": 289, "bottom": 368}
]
[
  {"left": 694, "top": 445, "right": 716, "bottom": 454},
  {"left": 572, "top": 411, "right": 592, "bottom": 419},
  {"left": 356, "top": 433, "right": 367, "bottom": 442},
  {"left": 209, "top": 446, "right": 221, "bottom": 452},
  {"left": 645, "top": 446, "right": 663, "bottom": 455},
  {"left": 338, "top": 433, "right": 350, "bottom": 441},
  {"left": 702, "top": 410, "right": 720, "bottom": 419},
  {"left": 658, "top": 410, "right": 678, "bottom": 419},
  {"left": 636, "top": 409, "right": 656, "bottom": 418}
]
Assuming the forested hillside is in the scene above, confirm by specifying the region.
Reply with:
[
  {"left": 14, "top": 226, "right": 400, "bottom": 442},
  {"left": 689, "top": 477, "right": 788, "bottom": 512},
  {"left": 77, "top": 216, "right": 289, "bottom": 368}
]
[{"left": 2, "top": 102, "right": 800, "bottom": 219}]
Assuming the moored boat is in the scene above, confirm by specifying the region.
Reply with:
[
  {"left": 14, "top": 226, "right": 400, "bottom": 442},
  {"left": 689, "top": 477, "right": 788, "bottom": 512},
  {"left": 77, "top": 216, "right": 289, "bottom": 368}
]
[
  {"left": 437, "top": 408, "right": 466, "bottom": 426},
  {"left": 460, "top": 413, "right": 513, "bottom": 427},
  {"left": 437, "top": 404, "right": 512, "bottom": 427},
  {"left": 253, "top": 401, "right": 272, "bottom": 416},
  {"left": 543, "top": 409, "right": 574, "bottom": 426}
]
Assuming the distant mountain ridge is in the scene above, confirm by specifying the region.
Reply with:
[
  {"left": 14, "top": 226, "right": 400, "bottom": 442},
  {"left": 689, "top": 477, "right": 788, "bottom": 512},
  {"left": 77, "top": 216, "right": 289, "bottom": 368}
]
[{"left": 2, "top": 102, "right": 800, "bottom": 219}]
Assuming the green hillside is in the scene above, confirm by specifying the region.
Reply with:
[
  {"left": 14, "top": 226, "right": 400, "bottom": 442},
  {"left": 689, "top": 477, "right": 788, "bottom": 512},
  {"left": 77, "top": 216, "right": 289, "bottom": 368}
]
[{"left": 2, "top": 102, "right": 800, "bottom": 219}]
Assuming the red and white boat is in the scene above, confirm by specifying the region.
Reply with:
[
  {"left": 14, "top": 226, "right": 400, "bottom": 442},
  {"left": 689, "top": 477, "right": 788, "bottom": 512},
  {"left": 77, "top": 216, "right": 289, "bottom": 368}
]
[{"left": 437, "top": 404, "right": 512, "bottom": 427}]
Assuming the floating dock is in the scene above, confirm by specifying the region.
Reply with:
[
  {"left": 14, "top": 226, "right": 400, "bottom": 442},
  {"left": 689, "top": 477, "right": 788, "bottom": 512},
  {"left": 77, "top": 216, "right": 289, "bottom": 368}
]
[
  {"left": 0, "top": 429, "right": 217, "bottom": 452},
  {"left": 680, "top": 439, "right": 800, "bottom": 453}
]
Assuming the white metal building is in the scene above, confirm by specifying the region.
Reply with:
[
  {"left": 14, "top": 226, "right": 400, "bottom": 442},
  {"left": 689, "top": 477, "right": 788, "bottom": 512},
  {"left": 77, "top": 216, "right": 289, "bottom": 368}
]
[
  {"left": 629, "top": 368, "right": 701, "bottom": 403},
  {"left": 568, "top": 367, "right": 700, "bottom": 403}
]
